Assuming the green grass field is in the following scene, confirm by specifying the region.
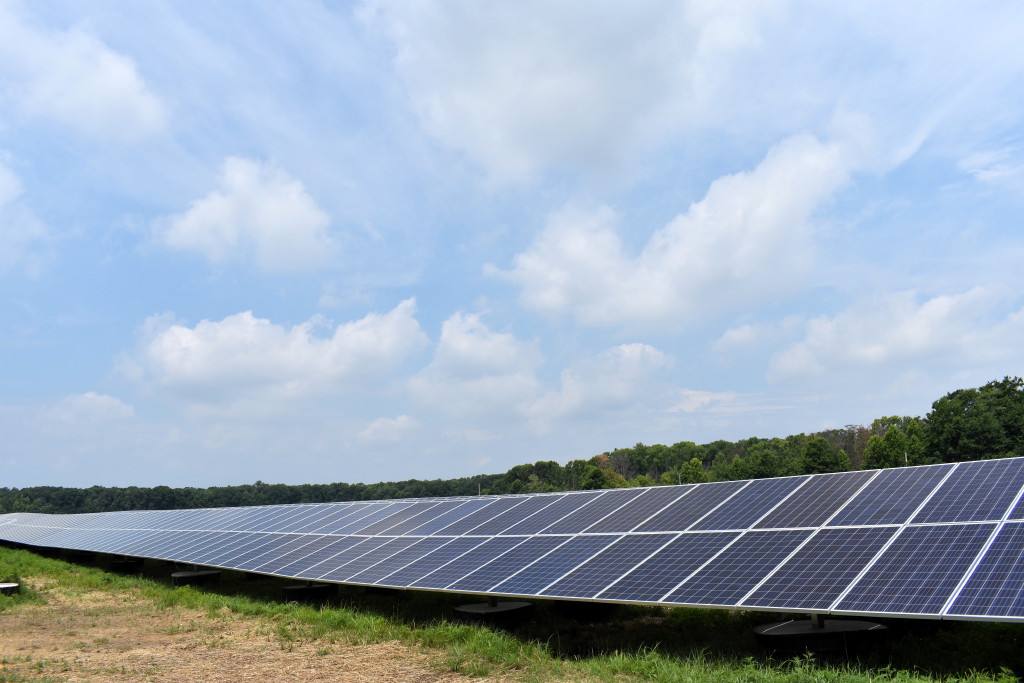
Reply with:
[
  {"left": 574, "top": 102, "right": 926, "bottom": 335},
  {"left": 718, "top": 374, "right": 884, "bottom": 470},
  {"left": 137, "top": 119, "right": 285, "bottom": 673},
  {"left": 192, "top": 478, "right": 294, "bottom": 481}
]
[{"left": 2, "top": 544, "right": 1021, "bottom": 682}]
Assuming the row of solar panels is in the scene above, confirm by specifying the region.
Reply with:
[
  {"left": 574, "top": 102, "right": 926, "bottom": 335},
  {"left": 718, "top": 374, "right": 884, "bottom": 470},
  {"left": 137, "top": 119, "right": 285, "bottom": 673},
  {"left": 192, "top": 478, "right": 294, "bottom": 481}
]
[{"left": 3, "top": 458, "right": 1024, "bottom": 621}]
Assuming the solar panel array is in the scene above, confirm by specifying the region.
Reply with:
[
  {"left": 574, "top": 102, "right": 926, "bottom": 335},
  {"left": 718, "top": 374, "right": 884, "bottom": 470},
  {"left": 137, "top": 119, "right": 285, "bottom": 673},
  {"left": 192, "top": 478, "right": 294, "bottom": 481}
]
[{"left": 3, "top": 457, "right": 1024, "bottom": 622}]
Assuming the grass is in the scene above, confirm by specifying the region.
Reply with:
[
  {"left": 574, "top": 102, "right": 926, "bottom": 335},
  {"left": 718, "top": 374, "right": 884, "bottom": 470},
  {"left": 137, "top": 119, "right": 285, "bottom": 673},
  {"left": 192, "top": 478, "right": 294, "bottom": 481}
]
[{"left": 1, "top": 543, "right": 1022, "bottom": 682}]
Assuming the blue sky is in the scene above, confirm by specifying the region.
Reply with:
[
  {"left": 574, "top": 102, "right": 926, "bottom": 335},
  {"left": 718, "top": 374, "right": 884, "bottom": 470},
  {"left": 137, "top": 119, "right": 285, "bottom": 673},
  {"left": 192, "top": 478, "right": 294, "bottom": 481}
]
[{"left": 2, "top": 1, "right": 1023, "bottom": 489}]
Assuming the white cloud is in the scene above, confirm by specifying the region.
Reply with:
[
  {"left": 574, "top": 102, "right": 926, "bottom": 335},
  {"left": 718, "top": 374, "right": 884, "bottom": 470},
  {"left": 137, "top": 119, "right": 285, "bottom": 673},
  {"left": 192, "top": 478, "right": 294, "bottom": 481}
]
[
  {"left": 669, "top": 389, "right": 737, "bottom": 414},
  {"left": 357, "top": 414, "right": 419, "bottom": 443},
  {"left": 496, "top": 133, "right": 849, "bottom": 327},
  {"left": 530, "top": 343, "right": 672, "bottom": 422},
  {"left": 47, "top": 392, "right": 135, "bottom": 423},
  {"left": 409, "top": 312, "right": 542, "bottom": 418},
  {"left": 133, "top": 299, "right": 427, "bottom": 405},
  {"left": 158, "top": 157, "right": 333, "bottom": 271},
  {"left": 0, "top": 158, "right": 49, "bottom": 274},
  {"left": 0, "top": 2, "right": 165, "bottom": 141},
  {"left": 363, "top": 0, "right": 764, "bottom": 182},
  {"left": 769, "top": 288, "right": 1024, "bottom": 381}
]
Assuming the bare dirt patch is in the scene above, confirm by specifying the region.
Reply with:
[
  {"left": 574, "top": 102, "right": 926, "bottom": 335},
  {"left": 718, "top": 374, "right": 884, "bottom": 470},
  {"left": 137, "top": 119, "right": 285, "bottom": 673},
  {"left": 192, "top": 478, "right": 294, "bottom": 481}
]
[{"left": 0, "top": 578, "right": 491, "bottom": 682}]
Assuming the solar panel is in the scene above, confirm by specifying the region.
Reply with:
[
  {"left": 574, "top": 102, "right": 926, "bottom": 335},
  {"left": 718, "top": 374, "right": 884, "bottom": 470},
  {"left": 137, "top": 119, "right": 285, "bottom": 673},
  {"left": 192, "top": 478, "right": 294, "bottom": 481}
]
[
  {"left": 742, "top": 527, "right": 899, "bottom": 610},
  {"left": 832, "top": 523, "right": 996, "bottom": 616},
  {"left": 912, "top": 458, "right": 1024, "bottom": 524},
  {"left": 946, "top": 522, "right": 1024, "bottom": 618},
  {"left": 5, "top": 457, "right": 1024, "bottom": 622}
]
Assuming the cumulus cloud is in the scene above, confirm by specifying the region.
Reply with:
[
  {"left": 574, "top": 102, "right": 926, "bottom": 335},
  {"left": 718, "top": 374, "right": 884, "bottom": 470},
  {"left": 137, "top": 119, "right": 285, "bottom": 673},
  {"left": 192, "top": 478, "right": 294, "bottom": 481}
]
[
  {"left": 409, "top": 312, "right": 542, "bottom": 418},
  {"left": 769, "top": 288, "right": 1024, "bottom": 381},
  {"left": 0, "top": 158, "right": 49, "bottom": 274},
  {"left": 357, "top": 414, "right": 419, "bottom": 443},
  {"left": 0, "top": 2, "right": 165, "bottom": 141},
  {"left": 363, "top": 0, "right": 765, "bottom": 182},
  {"left": 47, "top": 392, "right": 135, "bottom": 423},
  {"left": 132, "top": 299, "right": 427, "bottom": 405},
  {"left": 158, "top": 157, "right": 333, "bottom": 271},
  {"left": 530, "top": 343, "right": 672, "bottom": 423},
  {"left": 496, "top": 133, "right": 849, "bottom": 327}
]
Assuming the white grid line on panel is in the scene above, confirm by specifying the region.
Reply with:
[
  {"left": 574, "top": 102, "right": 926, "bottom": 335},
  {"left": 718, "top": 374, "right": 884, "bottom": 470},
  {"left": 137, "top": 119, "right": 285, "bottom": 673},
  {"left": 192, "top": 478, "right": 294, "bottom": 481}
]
[
  {"left": 940, "top": 477, "right": 1024, "bottom": 615},
  {"left": 827, "top": 461, "right": 963, "bottom": 612},
  {"left": 682, "top": 480, "right": 753, "bottom": 531}
]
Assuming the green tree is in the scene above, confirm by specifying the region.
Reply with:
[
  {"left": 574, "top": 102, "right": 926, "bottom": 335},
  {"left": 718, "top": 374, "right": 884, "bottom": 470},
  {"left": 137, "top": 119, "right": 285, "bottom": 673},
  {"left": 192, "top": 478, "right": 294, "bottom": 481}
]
[
  {"left": 802, "top": 436, "right": 850, "bottom": 474},
  {"left": 926, "top": 377, "right": 1024, "bottom": 462}
]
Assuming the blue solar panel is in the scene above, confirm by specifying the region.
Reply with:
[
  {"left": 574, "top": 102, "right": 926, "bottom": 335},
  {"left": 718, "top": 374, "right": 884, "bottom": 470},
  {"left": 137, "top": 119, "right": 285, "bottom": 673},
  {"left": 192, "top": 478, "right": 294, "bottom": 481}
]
[
  {"left": 742, "top": 527, "right": 899, "bottom": 610},
  {"left": 260, "top": 536, "right": 365, "bottom": 577},
  {"left": 542, "top": 534, "right": 678, "bottom": 599},
  {"left": 374, "top": 501, "right": 463, "bottom": 535},
  {"left": 690, "top": 476, "right": 807, "bottom": 531},
  {"left": 498, "top": 491, "right": 604, "bottom": 535},
  {"left": 539, "top": 488, "right": 647, "bottom": 534},
  {"left": 489, "top": 535, "right": 620, "bottom": 596},
  {"left": 376, "top": 537, "right": 489, "bottom": 587},
  {"left": 828, "top": 464, "right": 953, "bottom": 527},
  {"left": 585, "top": 487, "right": 692, "bottom": 533},
  {"left": 634, "top": 481, "right": 747, "bottom": 532},
  {"left": 755, "top": 471, "right": 874, "bottom": 528},
  {"left": 462, "top": 495, "right": 565, "bottom": 536},
  {"left": 663, "top": 530, "right": 811, "bottom": 606},
  {"left": 409, "top": 537, "right": 528, "bottom": 589},
  {"left": 6, "top": 457, "right": 1024, "bottom": 622},
  {"left": 597, "top": 532, "right": 738, "bottom": 602},
  {"left": 428, "top": 498, "right": 528, "bottom": 535},
  {"left": 346, "top": 537, "right": 455, "bottom": 585},
  {"left": 834, "top": 523, "right": 995, "bottom": 615},
  {"left": 947, "top": 522, "right": 1024, "bottom": 618},
  {"left": 446, "top": 536, "right": 571, "bottom": 592},
  {"left": 318, "top": 537, "right": 422, "bottom": 582},
  {"left": 401, "top": 499, "right": 494, "bottom": 535},
  {"left": 912, "top": 459, "right": 1024, "bottom": 524}
]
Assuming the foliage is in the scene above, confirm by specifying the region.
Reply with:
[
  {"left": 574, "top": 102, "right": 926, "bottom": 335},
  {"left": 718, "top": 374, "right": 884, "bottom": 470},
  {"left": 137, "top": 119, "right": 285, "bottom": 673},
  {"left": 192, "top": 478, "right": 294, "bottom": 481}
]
[
  {"left": 927, "top": 377, "right": 1024, "bottom": 463},
  {"left": 3, "top": 378, "right": 1024, "bottom": 515}
]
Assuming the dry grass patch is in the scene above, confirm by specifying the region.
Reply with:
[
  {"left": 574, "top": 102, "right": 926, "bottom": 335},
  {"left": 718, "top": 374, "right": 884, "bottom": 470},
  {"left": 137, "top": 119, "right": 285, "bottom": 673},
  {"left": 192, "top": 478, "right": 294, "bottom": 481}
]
[{"left": 0, "top": 577, "right": 493, "bottom": 682}]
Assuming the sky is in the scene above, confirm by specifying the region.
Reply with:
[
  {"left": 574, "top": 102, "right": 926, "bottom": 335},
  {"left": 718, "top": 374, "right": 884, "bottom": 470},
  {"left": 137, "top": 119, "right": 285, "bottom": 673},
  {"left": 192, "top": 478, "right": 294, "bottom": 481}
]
[{"left": 2, "top": 1, "right": 1023, "bottom": 489}]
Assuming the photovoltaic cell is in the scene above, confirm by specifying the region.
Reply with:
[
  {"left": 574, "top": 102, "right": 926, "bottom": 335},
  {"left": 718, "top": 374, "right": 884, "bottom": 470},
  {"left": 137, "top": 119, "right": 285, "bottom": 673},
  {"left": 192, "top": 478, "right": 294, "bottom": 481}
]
[
  {"left": 262, "top": 536, "right": 366, "bottom": 577},
  {"left": 947, "top": 522, "right": 1024, "bottom": 618},
  {"left": 375, "top": 501, "right": 464, "bottom": 535},
  {"left": 376, "top": 537, "right": 488, "bottom": 587},
  {"left": 463, "top": 495, "right": 565, "bottom": 536},
  {"left": 498, "top": 491, "right": 604, "bottom": 535},
  {"left": 346, "top": 537, "right": 456, "bottom": 585},
  {"left": 912, "top": 459, "right": 1024, "bottom": 524},
  {"left": 664, "top": 530, "right": 811, "bottom": 606},
  {"left": 691, "top": 476, "right": 807, "bottom": 531},
  {"left": 542, "top": 534, "right": 678, "bottom": 599},
  {"left": 597, "top": 532, "right": 738, "bottom": 602},
  {"left": 428, "top": 498, "right": 529, "bottom": 535},
  {"left": 409, "top": 537, "right": 528, "bottom": 589},
  {"left": 402, "top": 499, "right": 494, "bottom": 535},
  {"left": 754, "top": 471, "right": 875, "bottom": 529},
  {"left": 446, "top": 536, "right": 571, "bottom": 592},
  {"left": 539, "top": 488, "right": 647, "bottom": 534},
  {"left": 835, "top": 523, "right": 995, "bottom": 615},
  {"left": 827, "top": 465, "right": 953, "bottom": 527},
  {"left": 356, "top": 502, "right": 444, "bottom": 535},
  {"left": 585, "top": 487, "right": 692, "bottom": 533},
  {"left": 318, "top": 537, "right": 421, "bottom": 581},
  {"left": 634, "top": 481, "right": 747, "bottom": 532},
  {"left": 742, "top": 527, "right": 898, "bottom": 610},
  {"left": 490, "top": 535, "right": 621, "bottom": 596}
]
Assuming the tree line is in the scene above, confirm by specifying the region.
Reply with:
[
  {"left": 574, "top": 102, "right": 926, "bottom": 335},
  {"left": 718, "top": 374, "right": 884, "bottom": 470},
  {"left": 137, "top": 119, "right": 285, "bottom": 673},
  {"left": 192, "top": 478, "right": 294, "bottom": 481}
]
[{"left": 3, "top": 376, "right": 1021, "bottom": 515}]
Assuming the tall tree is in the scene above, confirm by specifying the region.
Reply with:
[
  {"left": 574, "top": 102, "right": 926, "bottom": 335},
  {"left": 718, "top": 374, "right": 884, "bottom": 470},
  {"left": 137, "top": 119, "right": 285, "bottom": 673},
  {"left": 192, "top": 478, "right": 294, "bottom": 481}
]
[{"left": 926, "top": 377, "right": 1024, "bottom": 462}]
